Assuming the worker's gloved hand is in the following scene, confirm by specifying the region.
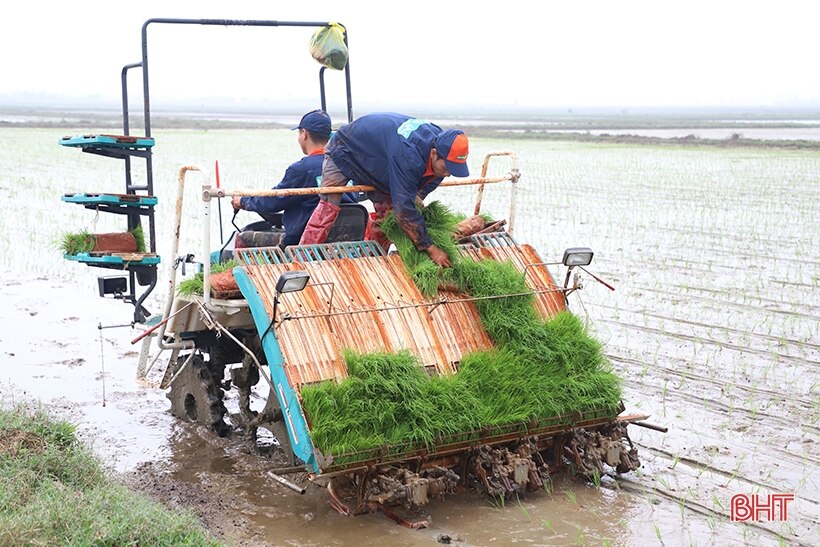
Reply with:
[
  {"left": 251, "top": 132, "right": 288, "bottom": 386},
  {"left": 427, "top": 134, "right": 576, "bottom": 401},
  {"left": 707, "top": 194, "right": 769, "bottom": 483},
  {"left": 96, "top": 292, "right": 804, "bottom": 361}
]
[
  {"left": 231, "top": 196, "right": 243, "bottom": 210},
  {"left": 426, "top": 244, "right": 452, "bottom": 268}
]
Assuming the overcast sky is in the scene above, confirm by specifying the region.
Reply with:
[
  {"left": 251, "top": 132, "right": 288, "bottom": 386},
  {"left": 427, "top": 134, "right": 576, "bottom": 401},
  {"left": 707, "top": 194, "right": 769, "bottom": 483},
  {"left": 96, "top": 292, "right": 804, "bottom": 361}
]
[{"left": 1, "top": 1, "right": 818, "bottom": 112}]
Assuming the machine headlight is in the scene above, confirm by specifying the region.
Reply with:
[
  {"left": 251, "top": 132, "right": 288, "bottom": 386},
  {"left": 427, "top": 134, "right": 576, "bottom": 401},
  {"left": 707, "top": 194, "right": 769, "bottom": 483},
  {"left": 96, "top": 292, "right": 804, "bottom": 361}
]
[{"left": 562, "top": 247, "right": 594, "bottom": 267}]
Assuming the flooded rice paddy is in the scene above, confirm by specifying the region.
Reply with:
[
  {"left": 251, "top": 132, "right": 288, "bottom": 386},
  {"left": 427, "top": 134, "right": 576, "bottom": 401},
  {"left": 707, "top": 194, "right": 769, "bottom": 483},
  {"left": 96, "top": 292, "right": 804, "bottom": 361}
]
[{"left": 0, "top": 127, "right": 817, "bottom": 545}]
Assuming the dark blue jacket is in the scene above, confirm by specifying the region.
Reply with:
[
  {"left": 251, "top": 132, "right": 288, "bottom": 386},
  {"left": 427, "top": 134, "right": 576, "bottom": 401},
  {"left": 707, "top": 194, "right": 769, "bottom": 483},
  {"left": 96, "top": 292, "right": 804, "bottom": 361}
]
[
  {"left": 241, "top": 151, "right": 358, "bottom": 247},
  {"left": 240, "top": 152, "right": 323, "bottom": 247},
  {"left": 328, "top": 113, "right": 445, "bottom": 249}
]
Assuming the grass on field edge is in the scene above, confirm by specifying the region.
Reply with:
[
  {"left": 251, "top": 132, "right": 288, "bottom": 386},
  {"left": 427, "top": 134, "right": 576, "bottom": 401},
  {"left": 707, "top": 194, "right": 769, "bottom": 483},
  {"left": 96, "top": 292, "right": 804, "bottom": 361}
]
[{"left": 0, "top": 404, "right": 219, "bottom": 546}]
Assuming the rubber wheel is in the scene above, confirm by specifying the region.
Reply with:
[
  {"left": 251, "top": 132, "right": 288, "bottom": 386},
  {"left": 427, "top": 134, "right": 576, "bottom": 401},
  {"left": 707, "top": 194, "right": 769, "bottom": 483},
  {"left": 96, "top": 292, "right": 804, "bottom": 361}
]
[{"left": 167, "top": 354, "right": 230, "bottom": 437}]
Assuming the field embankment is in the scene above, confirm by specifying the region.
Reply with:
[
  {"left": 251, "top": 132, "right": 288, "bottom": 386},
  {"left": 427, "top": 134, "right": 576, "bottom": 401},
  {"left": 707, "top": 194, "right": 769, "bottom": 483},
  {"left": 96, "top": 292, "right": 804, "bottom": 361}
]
[{"left": 0, "top": 404, "right": 218, "bottom": 546}]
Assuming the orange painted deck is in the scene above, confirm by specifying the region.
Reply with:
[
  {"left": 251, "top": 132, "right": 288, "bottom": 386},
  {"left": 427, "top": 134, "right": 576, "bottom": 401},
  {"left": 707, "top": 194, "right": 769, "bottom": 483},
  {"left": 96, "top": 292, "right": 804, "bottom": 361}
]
[{"left": 238, "top": 239, "right": 566, "bottom": 390}]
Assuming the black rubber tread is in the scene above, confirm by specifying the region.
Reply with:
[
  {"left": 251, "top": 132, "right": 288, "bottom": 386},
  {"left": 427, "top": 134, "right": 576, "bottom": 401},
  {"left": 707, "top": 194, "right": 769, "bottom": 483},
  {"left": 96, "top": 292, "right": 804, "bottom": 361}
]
[{"left": 166, "top": 354, "right": 230, "bottom": 437}]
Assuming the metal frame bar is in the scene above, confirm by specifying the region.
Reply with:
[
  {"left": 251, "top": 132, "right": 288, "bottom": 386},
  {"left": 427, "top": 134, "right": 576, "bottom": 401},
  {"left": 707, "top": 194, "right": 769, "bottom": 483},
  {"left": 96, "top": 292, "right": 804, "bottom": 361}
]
[
  {"left": 119, "top": 61, "right": 158, "bottom": 323},
  {"left": 211, "top": 174, "right": 514, "bottom": 200},
  {"left": 317, "top": 403, "right": 627, "bottom": 476},
  {"left": 471, "top": 151, "right": 520, "bottom": 234},
  {"left": 275, "top": 286, "right": 568, "bottom": 323},
  {"left": 233, "top": 266, "right": 320, "bottom": 472},
  {"left": 131, "top": 18, "right": 353, "bottom": 322},
  {"left": 139, "top": 18, "right": 354, "bottom": 141}
]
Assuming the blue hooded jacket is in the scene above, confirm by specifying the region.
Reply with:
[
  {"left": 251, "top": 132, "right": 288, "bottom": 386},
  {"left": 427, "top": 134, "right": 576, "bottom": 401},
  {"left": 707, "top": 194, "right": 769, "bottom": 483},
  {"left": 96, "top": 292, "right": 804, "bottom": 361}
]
[{"left": 328, "top": 113, "right": 445, "bottom": 249}]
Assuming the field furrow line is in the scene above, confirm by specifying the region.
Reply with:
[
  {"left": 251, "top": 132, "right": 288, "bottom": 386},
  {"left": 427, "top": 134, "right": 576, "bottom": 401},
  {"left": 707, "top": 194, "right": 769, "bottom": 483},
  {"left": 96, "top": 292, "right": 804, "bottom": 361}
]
[
  {"left": 619, "top": 286, "right": 820, "bottom": 321},
  {"left": 597, "top": 318, "right": 820, "bottom": 367},
  {"left": 622, "top": 377, "right": 819, "bottom": 433},
  {"left": 659, "top": 283, "right": 820, "bottom": 315},
  {"left": 769, "top": 278, "right": 820, "bottom": 290},
  {"left": 606, "top": 339, "right": 816, "bottom": 397},
  {"left": 764, "top": 444, "right": 820, "bottom": 467},
  {"left": 541, "top": 178, "right": 818, "bottom": 208},
  {"left": 597, "top": 304, "right": 820, "bottom": 352},
  {"left": 632, "top": 442, "right": 819, "bottom": 505},
  {"left": 596, "top": 254, "right": 816, "bottom": 286},
  {"left": 592, "top": 264, "right": 818, "bottom": 309},
  {"left": 617, "top": 478, "right": 810, "bottom": 546},
  {"left": 608, "top": 354, "right": 816, "bottom": 409},
  {"left": 600, "top": 222, "right": 818, "bottom": 255},
  {"left": 623, "top": 409, "right": 820, "bottom": 502},
  {"left": 593, "top": 234, "right": 820, "bottom": 269}
]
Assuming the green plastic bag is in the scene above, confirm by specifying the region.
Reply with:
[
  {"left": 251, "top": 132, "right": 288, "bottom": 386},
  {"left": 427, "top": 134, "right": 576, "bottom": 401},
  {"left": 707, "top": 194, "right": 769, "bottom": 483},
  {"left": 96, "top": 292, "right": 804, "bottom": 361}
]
[{"left": 309, "top": 23, "right": 348, "bottom": 70}]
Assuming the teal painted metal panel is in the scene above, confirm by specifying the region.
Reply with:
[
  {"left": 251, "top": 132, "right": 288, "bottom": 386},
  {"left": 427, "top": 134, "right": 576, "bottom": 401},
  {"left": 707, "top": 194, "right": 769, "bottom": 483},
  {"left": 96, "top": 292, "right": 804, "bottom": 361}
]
[
  {"left": 233, "top": 266, "right": 319, "bottom": 473},
  {"left": 59, "top": 134, "right": 155, "bottom": 149},
  {"left": 62, "top": 193, "right": 158, "bottom": 206},
  {"left": 63, "top": 253, "right": 161, "bottom": 265}
]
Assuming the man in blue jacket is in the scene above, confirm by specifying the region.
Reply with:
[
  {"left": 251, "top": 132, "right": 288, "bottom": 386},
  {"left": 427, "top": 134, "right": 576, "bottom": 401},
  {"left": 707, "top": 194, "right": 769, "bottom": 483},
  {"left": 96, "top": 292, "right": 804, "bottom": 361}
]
[
  {"left": 231, "top": 109, "right": 336, "bottom": 247},
  {"left": 299, "top": 112, "right": 469, "bottom": 267}
]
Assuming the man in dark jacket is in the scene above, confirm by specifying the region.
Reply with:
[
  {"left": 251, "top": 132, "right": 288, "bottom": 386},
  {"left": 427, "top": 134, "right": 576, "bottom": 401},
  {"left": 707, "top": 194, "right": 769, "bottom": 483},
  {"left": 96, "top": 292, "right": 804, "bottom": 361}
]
[
  {"left": 299, "top": 112, "right": 469, "bottom": 267},
  {"left": 231, "top": 109, "right": 335, "bottom": 247}
]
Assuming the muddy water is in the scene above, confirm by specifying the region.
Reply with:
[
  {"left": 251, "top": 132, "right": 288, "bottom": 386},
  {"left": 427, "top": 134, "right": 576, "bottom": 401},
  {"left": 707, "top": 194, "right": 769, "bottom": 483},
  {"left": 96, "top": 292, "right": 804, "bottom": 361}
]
[
  {"left": 0, "top": 276, "right": 174, "bottom": 470},
  {"left": 153, "top": 424, "right": 658, "bottom": 546},
  {"left": 1, "top": 271, "right": 800, "bottom": 547},
  {"left": 0, "top": 273, "right": 692, "bottom": 546}
]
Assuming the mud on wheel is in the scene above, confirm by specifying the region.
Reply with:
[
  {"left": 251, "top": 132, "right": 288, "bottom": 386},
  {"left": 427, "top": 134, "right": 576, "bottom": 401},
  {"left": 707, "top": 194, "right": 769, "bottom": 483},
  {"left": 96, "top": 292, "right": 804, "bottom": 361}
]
[{"left": 167, "top": 354, "right": 230, "bottom": 437}]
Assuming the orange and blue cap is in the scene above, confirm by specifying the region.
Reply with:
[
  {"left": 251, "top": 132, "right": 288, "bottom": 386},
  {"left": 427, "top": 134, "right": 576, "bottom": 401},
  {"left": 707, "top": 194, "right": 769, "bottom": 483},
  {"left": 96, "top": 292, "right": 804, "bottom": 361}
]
[{"left": 435, "top": 129, "right": 469, "bottom": 177}]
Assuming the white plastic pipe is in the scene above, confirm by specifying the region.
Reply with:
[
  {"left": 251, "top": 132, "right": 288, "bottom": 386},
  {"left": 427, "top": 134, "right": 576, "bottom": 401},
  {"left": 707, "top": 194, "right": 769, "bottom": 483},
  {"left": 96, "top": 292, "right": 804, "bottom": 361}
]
[{"left": 156, "top": 165, "right": 205, "bottom": 351}]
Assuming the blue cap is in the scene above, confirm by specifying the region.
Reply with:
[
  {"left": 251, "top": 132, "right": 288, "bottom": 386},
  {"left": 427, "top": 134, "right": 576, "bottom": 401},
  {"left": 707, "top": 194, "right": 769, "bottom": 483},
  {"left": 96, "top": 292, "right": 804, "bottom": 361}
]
[
  {"left": 435, "top": 129, "right": 470, "bottom": 177},
  {"left": 292, "top": 109, "right": 332, "bottom": 136}
]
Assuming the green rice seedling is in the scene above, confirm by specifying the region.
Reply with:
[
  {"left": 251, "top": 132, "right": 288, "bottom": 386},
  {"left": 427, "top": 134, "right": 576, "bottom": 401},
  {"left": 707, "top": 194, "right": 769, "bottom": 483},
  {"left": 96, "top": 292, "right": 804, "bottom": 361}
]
[
  {"left": 492, "top": 493, "right": 506, "bottom": 509},
  {"left": 654, "top": 524, "right": 665, "bottom": 545},
  {"left": 302, "top": 350, "right": 438, "bottom": 459},
  {"left": 662, "top": 380, "right": 668, "bottom": 417},
  {"left": 56, "top": 226, "right": 145, "bottom": 255},
  {"left": 302, "top": 200, "right": 623, "bottom": 465},
  {"left": 742, "top": 524, "right": 754, "bottom": 544},
  {"left": 670, "top": 453, "right": 681, "bottom": 470},
  {"left": 130, "top": 224, "right": 146, "bottom": 253},
  {"left": 543, "top": 477, "right": 554, "bottom": 495},
  {"left": 175, "top": 259, "right": 238, "bottom": 296},
  {"left": 678, "top": 492, "right": 688, "bottom": 520},
  {"left": 515, "top": 493, "right": 531, "bottom": 521},
  {"left": 590, "top": 469, "right": 602, "bottom": 488},
  {"left": 574, "top": 525, "right": 585, "bottom": 545},
  {"left": 380, "top": 201, "right": 464, "bottom": 296},
  {"left": 57, "top": 230, "right": 95, "bottom": 255}
]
